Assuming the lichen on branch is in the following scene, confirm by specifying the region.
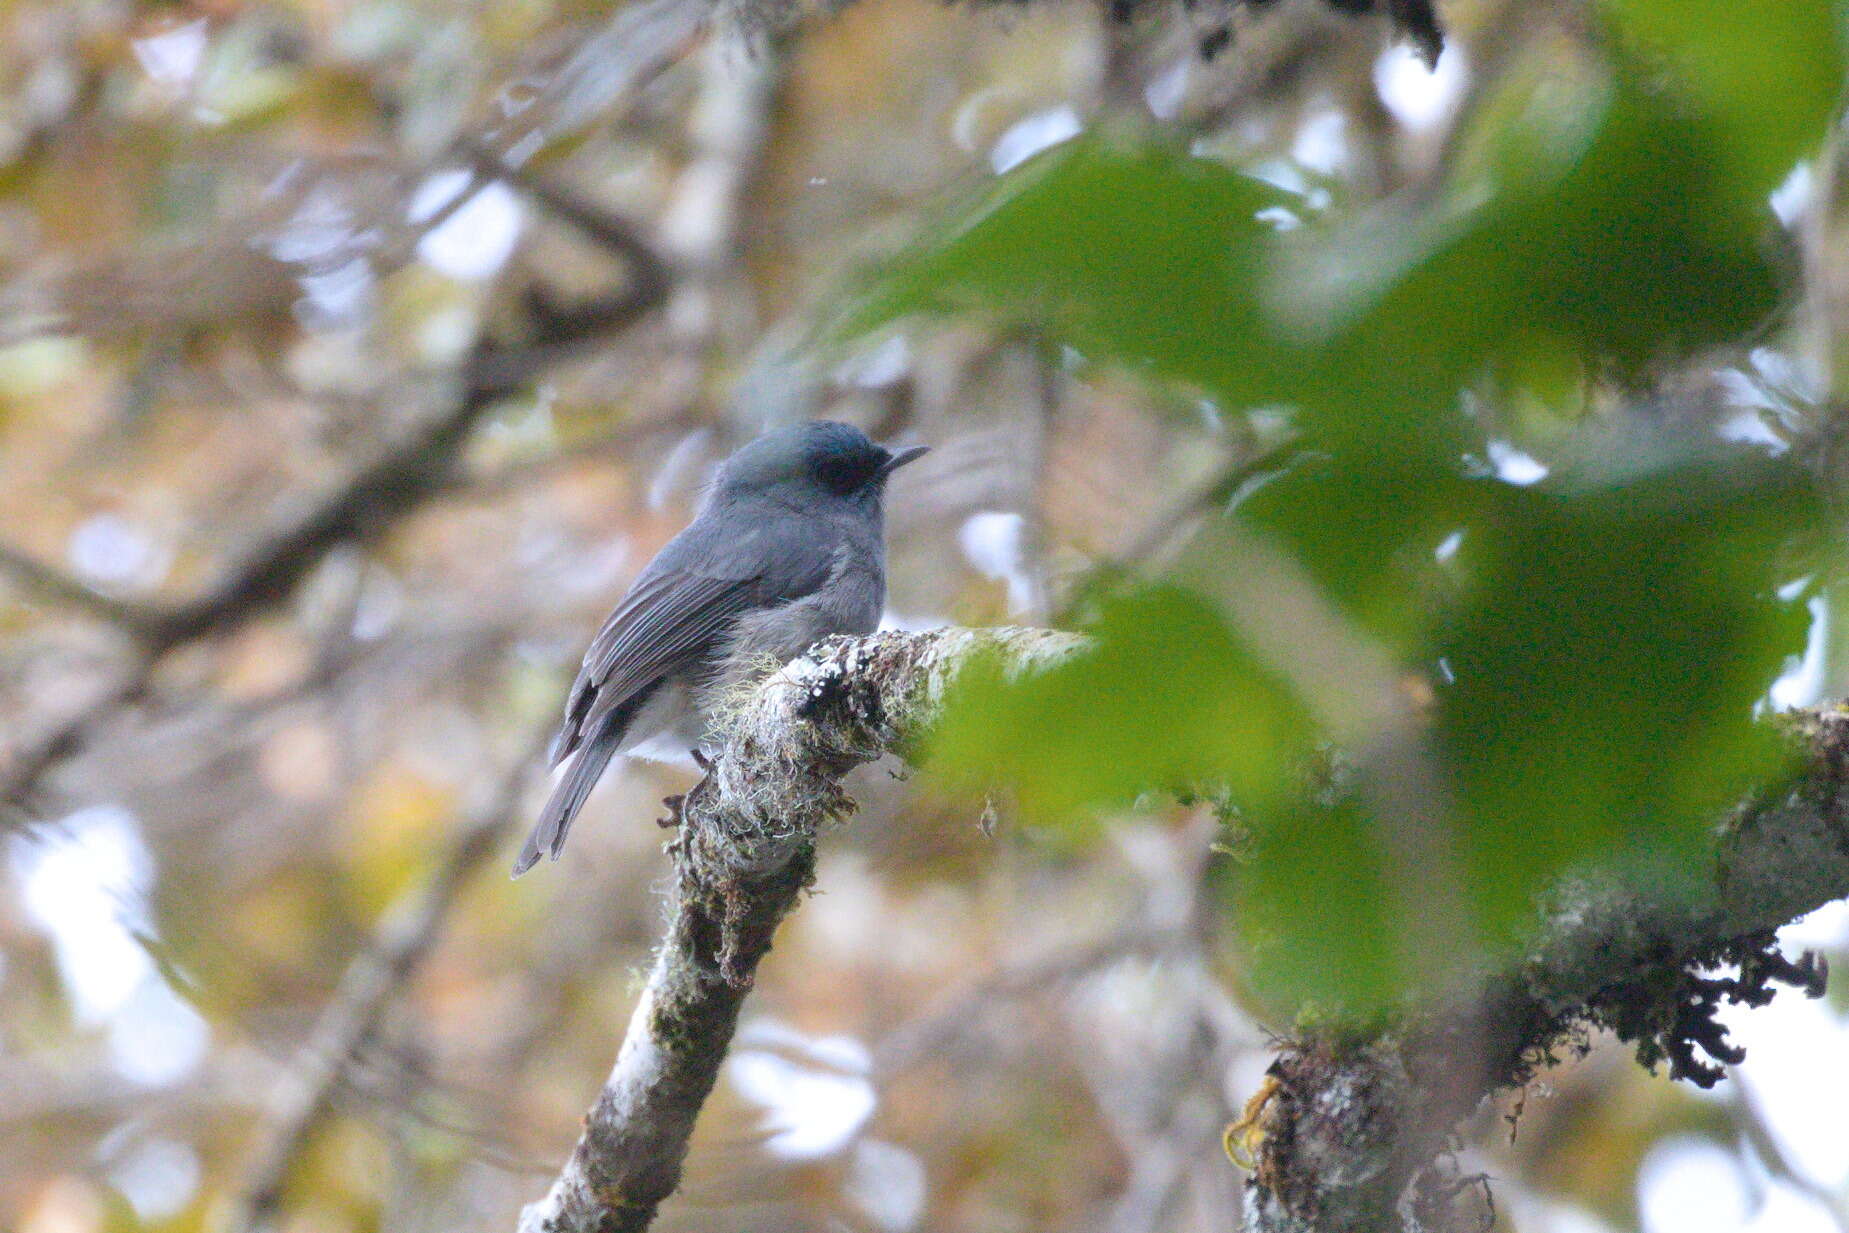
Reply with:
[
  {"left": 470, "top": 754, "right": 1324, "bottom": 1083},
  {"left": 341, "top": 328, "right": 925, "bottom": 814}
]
[
  {"left": 1240, "top": 710, "right": 1849, "bottom": 1233},
  {"left": 516, "top": 625, "right": 1080, "bottom": 1233}
]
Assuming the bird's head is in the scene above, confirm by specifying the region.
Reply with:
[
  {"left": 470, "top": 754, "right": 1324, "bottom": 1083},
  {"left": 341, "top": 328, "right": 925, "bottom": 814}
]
[{"left": 716, "top": 420, "right": 929, "bottom": 507}]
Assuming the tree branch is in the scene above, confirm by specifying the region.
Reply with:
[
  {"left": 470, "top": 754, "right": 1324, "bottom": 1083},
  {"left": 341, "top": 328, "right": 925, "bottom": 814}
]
[
  {"left": 0, "top": 654, "right": 155, "bottom": 819},
  {"left": 0, "top": 542, "right": 167, "bottom": 635},
  {"left": 1239, "top": 710, "right": 1849, "bottom": 1233},
  {"left": 515, "top": 625, "right": 1849, "bottom": 1233},
  {"left": 515, "top": 626, "right": 1081, "bottom": 1233}
]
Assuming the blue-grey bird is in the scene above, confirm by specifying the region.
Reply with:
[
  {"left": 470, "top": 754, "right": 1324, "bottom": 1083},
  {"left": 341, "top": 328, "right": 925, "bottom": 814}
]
[{"left": 512, "top": 420, "right": 928, "bottom": 876}]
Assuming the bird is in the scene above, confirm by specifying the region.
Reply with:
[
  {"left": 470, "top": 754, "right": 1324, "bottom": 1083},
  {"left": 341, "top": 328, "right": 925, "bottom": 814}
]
[{"left": 512, "top": 420, "right": 928, "bottom": 876}]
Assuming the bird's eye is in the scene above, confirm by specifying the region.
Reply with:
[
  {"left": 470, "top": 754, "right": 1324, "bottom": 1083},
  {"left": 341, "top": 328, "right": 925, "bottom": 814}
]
[{"left": 810, "top": 446, "right": 880, "bottom": 495}]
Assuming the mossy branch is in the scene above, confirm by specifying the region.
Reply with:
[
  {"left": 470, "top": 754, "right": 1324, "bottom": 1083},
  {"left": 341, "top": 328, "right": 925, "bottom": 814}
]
[
  {"left": 514, "top": 626, "right": 1081, "bottom": 1233},
  {"left": 515, "top": 629, "right": 1849, "bottom": 1233},
  {"left": 1241, "top": 709, "right": 1849, "bottom": 1233}
]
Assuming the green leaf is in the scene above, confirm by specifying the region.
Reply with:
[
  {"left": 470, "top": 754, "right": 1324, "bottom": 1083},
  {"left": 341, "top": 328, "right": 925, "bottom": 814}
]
[
  {"left": 846, "top": 35, "right": 1835, "bottom": 1014},
  {"left": 934, "top": 452, "right": 1818, "bottom": 1010},
  {"left": 1214, "top": 448, "right": 1816, "bottom": 1010},
  {"left": 1233, "top": 454, "right": 1484, "bottom": 652},
  {"left": 835, "top": 135, "right": 1296, "bottom": 407},
  {"left": 1289, "top": 65, "right": 1784, "bottom": 447},
  {"left": 923, "top": 584, "right": 1319, "bottom": 828},
  {"left": 1600, "top": 0, "right": 1845, "bottom": 204},
  {"left": 1234, "top": 787, "right": 1404, "bottom": 1011},
  {"left": 1432, "top": 451, "right": 1819, "bottom": 941},
  {"left": 843, "top": 60, "right": 1798, "bottom": 455}
]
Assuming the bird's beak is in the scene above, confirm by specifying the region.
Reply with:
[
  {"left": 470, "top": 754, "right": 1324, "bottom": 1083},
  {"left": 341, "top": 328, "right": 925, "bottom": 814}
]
[{"left": 880, "top": 444, "right": 930, "bottom": 476}]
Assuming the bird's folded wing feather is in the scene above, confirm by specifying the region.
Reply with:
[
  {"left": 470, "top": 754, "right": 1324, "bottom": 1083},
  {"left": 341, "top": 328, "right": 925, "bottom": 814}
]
[
  {"left": 548, "top": 568, "right": 759, "bottom": 765},
  {"left": 548, "top": 507, "right": 847, "bottom": 765}
]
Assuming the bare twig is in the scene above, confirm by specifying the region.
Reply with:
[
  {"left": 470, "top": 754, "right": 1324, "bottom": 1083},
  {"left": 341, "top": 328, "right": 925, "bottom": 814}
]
[
  {"left": 1731, "top": 1067, "right": 1849, "bottom": 1233},
  {"left": 1112, "top": 435, "right": 1298, "bottom": 576},
  {"left": 0, "top": 1047, "right": 279, "bottom": 1125},
  {"left": 465, "top": 146, "right": 672, "bottom": 315},
  {"left": 0, "top": 654, "right": 156, "bottom": 815},
  {"left": 875, "top": 818, "right": 1221, "bottom": 1079},
  {"left": 486, "top": 0, "right": 706, "bottom": 158},
  {"left": 0, "top": 0, "right": 695, "bottom": 815},
  {"left": 656, "top": 21, "right": 782, "bottom": 282},
  {"left": 516, "top": 627, "right": 1083, "bottom": 1233},
  {"left": 1107, "top": 1085, "right": 1237, "bottom": 1233},
  {"left": 0, "top": 541, "right": 166, "bottom": 634},
  {"left": 873, "top": 921, "right": 1187, "bottom": 1078},
  {"left": 435, "top": 420, "right": 686, "bottom": 499}
]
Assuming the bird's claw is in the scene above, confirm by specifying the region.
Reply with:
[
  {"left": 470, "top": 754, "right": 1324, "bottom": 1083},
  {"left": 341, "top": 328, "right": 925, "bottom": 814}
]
[{"left": 658, "top": 794, "right": 684, "bottom": 828}]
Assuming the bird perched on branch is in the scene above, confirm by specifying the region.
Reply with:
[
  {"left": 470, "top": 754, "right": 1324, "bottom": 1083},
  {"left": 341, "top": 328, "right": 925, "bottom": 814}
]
[{"left": 512, "top": 420, "right": 928, "bottom": 876}]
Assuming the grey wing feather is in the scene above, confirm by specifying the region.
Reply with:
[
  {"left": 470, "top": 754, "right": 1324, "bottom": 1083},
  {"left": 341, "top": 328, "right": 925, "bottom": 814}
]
[
  {"left": 548, "top": 569, "right": 758, "bottom": 765},
  {"left": 518, "top": 567, "right": 757, "bottom": 878},
  {"left": 517, "top": 504, "right": 846, "bottom": 877},
  {"left": 549, "top": 512, "right": 844, "bottom": 764}
]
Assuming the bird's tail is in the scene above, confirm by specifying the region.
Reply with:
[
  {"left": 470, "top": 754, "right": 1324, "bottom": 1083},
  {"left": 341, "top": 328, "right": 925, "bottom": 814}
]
[{"left": 512, "top": 723, "right": 623, "bottom": 877}]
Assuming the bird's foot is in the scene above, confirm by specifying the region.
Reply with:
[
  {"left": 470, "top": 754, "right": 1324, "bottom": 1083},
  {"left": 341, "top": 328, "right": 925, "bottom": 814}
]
[
  {"left": 658, "top": 794, "right": 685, "bottom": 828},
  {"left": 690, "top": 747, "right": 712, "bottom": 772}
]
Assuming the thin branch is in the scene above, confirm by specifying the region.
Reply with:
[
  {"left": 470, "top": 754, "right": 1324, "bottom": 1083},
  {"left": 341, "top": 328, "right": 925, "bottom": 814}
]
[
  {"left": 871, "top": 921, "right": 1185, "bottom": 1078},
  {"left": 515, "top": 626, "right": 1083, "bottom": 1233},
  {"left": 1113, "top": 435, "right": 1299, "bottom": 575},
  {"left": 140, "top": 393, "right": 496, "bottom": 652},
  {"left": 508, "top": 619, "right": 1849, "bottom": 1233},
  {"left": 0, "top": 1046, "right": 279, "bottom": 1125},
  {"left": 1731, "top": 1067, "right": 1849, "bottom": 1233},
  {"left": 0, "top": 541, "right": 167, "bottom": 634},
  {"left": 468, "top": 147, "right": 671, "bottom": 305},
  {"left": 435, "top": 420, "right": 684, "bottom": 499},
  {"left": 228, "top": 725, "right": 550, "bottom": 1233},
  {"left": 0, "top": 654, "right": 156, "bottom": 816},
  {"left": 0, "top": 0, "right": 693, "bottom": 813},
  {"left": 484, "top": 0, "right": 706, "bottom": 158},
  {"left": 1106, "top": 1083, "right": 1236, "bottom": 1233},
  {"left": 655, "top": 20, "right": 783, "bottom": 282},
  {"left": 874, "top": 817, "right": 1221, "bottom": 1079}
]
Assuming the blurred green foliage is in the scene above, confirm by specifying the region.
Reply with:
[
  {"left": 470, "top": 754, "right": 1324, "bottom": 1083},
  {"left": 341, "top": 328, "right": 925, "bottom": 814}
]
[
  {"left": 837, "top": 139, "right": 1296, "bottom": 408},
  {"left": 1432, "top": 458, "right": 1819, "bottom": 937},
  {"left": 1294, "top": 62, "right": 1784, "bottom": 451},
  {"left": 1603, "top": 0, "right": 1845, "bottom": 202},
  {"left": 928, "top": 585, "right": 1316, "bottom": 827},
  {"left": 858, "top": 1, "right": 1845, "bottom": 1008},
  {"left": 1239, "top": 786, "right": 1403, "bottom": 1009}
]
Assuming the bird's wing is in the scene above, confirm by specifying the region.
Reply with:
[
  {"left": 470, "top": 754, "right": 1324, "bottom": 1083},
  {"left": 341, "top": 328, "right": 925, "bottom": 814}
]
[
  {"left": 548, "top": 511, "right": 843, "bottom": 765},
  {"left": 548, "top": 567, "right": 760, "bottom": 765}
]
